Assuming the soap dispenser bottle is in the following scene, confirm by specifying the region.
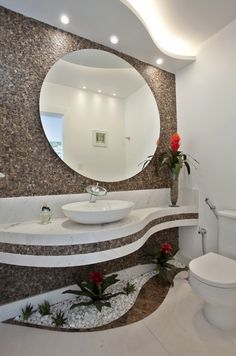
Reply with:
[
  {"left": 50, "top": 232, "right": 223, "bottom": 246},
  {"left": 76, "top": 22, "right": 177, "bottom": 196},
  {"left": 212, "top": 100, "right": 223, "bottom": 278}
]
[{"left": 40, "top": 203, "right": 52, "bottom": 225}]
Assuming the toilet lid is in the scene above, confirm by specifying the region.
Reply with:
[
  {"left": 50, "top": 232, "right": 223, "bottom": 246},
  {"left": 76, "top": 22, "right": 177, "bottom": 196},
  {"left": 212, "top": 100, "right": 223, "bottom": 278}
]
[{"left": 189, "top": 252, "right": 236, "bottom": 288}]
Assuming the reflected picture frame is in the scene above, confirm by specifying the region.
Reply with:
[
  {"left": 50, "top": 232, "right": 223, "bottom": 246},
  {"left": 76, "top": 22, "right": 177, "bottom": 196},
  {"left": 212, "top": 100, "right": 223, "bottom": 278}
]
[{"left": 93, "top": 130, "right": 108, "bottom": 147}]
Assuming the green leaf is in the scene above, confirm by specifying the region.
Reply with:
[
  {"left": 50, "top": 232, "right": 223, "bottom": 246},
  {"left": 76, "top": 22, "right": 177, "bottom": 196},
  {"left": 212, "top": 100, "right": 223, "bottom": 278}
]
[
  {"left": 184, "top": 161, "right": 191, "bottom": 175},
  {"left": 100, "top": 274, "right": 120, "bottom": 294},
  {"left": 70, "top": 300, "right": 94, "bottom": 309},
  {"left": 62, "top": 289, "right": 93, "bottom": 298},
  {"left": 94, "top": 301, "right": 103, "bottom": 312},
  {"left": 142, "top": 160, "right": 151, "bottom": 170}
]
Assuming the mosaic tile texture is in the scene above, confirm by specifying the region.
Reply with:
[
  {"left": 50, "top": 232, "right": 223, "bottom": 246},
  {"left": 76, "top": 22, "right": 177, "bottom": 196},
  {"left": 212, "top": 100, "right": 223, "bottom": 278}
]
[
  {"left": 0, "top": 228, "right": 178, "bottom": 305},
  {"left": 0, "top": 6, "right": 176, "bottom": 198},
  {"left": 0, "top": 7, "right": 178, "bottom": 305}
]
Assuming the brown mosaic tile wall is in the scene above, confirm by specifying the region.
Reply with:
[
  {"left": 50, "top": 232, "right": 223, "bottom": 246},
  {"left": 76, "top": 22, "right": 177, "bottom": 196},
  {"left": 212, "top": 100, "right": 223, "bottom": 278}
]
[
  {"left": 0, "top": 6, "right": 176, "bottom": 198},
  {"left": 0, "top": 228, "right": 178, "bottom": 305},
  {"left": 0, "top": 7, "right": 178, "bottom": 305}
]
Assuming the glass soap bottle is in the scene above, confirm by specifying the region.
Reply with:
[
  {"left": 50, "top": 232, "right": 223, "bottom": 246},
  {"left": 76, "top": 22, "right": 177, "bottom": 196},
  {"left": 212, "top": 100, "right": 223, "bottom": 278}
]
[{"left": 40, "top": 203, "right": 52, "bottom": 224}]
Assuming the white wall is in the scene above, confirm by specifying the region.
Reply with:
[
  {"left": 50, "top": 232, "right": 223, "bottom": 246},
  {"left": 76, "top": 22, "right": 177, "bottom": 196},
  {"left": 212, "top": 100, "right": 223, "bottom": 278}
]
[
  {"left": 40, "top": 82, "right": 126, "bottom": 181},
  {"left": 124, "top": 84, "right": 160, "bottom": 176},
  {"left": 176, "top": 20, "right": 236, "bottom": 259}
]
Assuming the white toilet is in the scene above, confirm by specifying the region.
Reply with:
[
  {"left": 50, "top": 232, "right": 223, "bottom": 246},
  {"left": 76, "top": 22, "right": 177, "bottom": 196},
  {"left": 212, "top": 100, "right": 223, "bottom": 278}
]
[{"left": 189, "top": 210, "right": 236, "bottom": 330}]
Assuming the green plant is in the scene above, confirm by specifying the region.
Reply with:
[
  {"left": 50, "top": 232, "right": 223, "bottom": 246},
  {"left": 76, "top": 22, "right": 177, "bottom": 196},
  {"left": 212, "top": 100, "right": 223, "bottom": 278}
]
[
  {"left": 38, "top": 300, "right": 51, "bottom": 316},
  {"left": 147, "top": 243, "right": 188, "bottom": 286},
  {"left": 21, "top": 303, "right": 34, "bottom": 320},
  {"left": 52, "top": 311, "right": 67, "bottom": 327},
  {"left": 123, "top": 281, "right": 136, "bottom": 295},
  {"left": 139, "top": 154, "right": 154, "bottom": 170},
  {"left": 63, "top": 272, "right": 125, "bottom": 312},
  {"left": 161, "top": 133, "right": 198, "bottom": 178}
]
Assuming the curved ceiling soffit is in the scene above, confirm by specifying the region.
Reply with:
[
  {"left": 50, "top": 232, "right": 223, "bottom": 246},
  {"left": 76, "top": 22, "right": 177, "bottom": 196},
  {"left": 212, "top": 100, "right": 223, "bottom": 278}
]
[{"left": 120, "top": 0, "right": 196, "bottom": 61}]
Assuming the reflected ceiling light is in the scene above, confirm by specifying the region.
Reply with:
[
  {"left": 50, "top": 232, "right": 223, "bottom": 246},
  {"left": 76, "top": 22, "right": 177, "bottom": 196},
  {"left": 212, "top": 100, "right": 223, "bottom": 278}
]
[
  {"left": 110, "top": 35, "right": 119, "bottom": 44},
  {"left": 60, "top": 15, "right": 69, "bottom": 25},
  {"left": 82, "top": 86, "right": 86, "bottom": 89},
  {"left": 113, "top": 93, "right": 117, "bottom": 96},
  {"left": 98, "top": 89, "right": 102, "bottom": 93},
  {"left": 156, "top": 58, "right": 163, "bottom": 65}
]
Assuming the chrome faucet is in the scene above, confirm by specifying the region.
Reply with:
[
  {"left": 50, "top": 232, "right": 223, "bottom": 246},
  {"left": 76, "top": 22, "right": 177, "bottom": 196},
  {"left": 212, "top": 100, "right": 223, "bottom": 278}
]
[{"left": 86, "top": 183, "right": 107, "bottom": 203}]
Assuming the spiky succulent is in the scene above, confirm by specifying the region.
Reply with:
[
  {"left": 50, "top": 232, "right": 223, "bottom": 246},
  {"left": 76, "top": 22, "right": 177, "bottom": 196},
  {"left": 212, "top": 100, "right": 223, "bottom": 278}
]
[
  {"left": 123, "top": 281, "right": 136, "bottom": 295},
  {"left": 52, "top": 311, "right": 67, "bottom": 327},
  {"left": 21, "top": 303, "right": 34, "bottom": 320},
  {"left": 38, "top": 300, "right": 51, "bottom": 316}
]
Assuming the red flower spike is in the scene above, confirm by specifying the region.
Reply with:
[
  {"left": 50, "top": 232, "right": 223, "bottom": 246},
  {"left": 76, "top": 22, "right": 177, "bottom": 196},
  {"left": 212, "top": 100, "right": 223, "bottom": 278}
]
[
  {"left": 170, "top": 133, "right": 181, "bottom": 152},
  {"left": 161, "top": 243, "right": 172, "bottom": 254},
  {"left": 89, "top": 271, "right": 103, "bottom": 286}
]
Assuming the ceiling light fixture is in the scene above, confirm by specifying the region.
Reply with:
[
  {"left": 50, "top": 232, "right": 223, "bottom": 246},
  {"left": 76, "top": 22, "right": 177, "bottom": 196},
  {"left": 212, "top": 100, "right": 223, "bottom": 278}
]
[
  {"left": 156, "top": 58, "right": 163, "bottom": 65},
  {"left": 98, "top": 89, "right": 102, "bottom": 93},
  {"left": 82, "top": 86, "right": 86, "bottom": 89},
  {"left": 113, "top": 93, "right": 117, "bottom": 96},
  {"left": 60, "top": 15, "right": 69, "bottom": 25},
  {"left": 110, "top": 35, "right": 119, "bottom": 44}
]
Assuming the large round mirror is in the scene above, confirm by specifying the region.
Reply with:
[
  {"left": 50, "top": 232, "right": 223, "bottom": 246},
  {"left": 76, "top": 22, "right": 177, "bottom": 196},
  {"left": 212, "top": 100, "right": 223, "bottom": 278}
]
[{"left": 39, "top": 49, "right": 160, "bottom": 182}]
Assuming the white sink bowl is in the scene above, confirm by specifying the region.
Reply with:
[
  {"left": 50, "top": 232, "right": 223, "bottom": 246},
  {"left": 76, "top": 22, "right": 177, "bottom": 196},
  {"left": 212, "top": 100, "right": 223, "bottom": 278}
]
[{"left": 61, "top": 200, "right": 134, "bottom": 224}]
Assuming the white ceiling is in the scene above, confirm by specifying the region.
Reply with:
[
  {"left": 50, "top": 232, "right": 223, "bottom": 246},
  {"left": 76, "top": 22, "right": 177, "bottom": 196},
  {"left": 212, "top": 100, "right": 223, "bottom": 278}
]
[
  {"left": 64, "top": 49, "right": 131, "bottom": 69},
  {"left": 122, "top": 0, "right": 236, "bottom": 58},
  {"left": 45, "top": 61, "right": 145, "bottom": 98},
  {"left": 1, "top": 0, "right": 236, "bottom": 73}
]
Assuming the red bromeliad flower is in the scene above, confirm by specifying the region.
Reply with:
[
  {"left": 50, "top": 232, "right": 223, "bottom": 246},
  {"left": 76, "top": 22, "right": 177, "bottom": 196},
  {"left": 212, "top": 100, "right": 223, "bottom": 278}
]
[
  {"left": 161, "top": 243, "right": 172, "bottom": 254},
  {"left": 170, "top": 133, "right": 180, "bottom": 152},
  {"left": 89, "top": 271, "right": 103, "bottom": 286}
]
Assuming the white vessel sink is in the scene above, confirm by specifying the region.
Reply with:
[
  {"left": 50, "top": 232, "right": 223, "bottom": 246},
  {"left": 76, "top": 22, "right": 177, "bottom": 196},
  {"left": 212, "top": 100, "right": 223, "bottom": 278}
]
[{"left": 61, "top": 200, "right": 134, "bottom": 224}]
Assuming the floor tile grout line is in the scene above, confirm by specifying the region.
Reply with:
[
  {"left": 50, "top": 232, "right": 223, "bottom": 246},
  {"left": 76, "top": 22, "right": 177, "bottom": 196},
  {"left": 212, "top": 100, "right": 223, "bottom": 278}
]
[{"left": 140, "top": 320, "right": 173, "bottom": 356}]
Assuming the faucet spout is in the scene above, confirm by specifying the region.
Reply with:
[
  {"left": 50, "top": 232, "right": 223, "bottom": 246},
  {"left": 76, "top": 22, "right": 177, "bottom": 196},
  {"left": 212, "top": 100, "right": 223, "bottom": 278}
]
[{"left": 86, "top": 183, "right": 107, "bottom": 203}]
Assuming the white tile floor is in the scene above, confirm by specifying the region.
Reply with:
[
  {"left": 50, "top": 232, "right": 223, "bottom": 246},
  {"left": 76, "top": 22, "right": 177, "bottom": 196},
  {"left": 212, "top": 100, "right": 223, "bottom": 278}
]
[{"left": 1, "top": 273, "right": 236, "bottom": 356}]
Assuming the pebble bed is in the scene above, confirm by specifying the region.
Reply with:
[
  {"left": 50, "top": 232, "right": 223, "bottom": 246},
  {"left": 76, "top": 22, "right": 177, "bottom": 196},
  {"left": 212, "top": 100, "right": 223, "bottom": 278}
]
[
  {"left": 14, "top": 259, "right": 186, "bottom": 330},
  {"left": 15, "top": 271, "right": 157, "bottom": 329}
]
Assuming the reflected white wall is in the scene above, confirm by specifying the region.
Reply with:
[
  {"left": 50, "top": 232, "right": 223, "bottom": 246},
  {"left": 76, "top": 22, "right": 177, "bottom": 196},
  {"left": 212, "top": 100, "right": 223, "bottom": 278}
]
[
  {"left": 40, "top": 82, "right": 126, "bottom": 181},
  {"left": 124, "top": 84, "right": 160, "bottom": 176}
]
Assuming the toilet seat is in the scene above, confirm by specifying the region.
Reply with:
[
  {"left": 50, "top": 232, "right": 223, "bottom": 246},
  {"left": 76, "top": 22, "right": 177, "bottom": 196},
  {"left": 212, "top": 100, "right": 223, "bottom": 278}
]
[{"left": 189, "top": 252, "right": 236, "bottom": 288}]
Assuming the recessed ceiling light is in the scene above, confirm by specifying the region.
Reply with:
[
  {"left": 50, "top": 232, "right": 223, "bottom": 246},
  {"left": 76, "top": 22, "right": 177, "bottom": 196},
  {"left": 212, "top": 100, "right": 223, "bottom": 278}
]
[
  {"left": 98, "top": 89, "right": 102, "bottom": 93},
  {"left": 110, "top": 35, "right": 119, "bottom": 44},
  {"left": 156, "top": 58, "right": 163, "bottom": 65},
  {"left": 113, "top": 93, "right": 117, "bottom": 96},
  {"left": 60, "top": 15, "right": 69, "bottom": 25},
  {"left": 82, "top": 86, "right": 86, "bottom": 89}
]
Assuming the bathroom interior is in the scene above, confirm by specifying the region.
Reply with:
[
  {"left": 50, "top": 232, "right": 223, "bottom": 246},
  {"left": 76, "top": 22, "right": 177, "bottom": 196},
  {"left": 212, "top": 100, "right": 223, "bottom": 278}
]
[{"left": 1, "top": 0, "right": 236, "bottom": 355}]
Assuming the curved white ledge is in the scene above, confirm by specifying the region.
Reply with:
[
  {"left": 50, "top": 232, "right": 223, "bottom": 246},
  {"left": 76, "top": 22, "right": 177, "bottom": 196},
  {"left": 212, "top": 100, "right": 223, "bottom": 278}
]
[
  {"left": 0, "top": 205, "right": 197, "bottom": 246},
  {"left": 121, "top": 0, "right": 197, "bottom": 61},
  {"left": 0, "top": 205, "right": 198, "bottom": 267}
]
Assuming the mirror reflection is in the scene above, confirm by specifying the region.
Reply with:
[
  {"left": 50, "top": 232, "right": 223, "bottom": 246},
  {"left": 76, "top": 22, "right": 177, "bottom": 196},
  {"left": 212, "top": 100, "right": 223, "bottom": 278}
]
[{"left": 39, "top": 49, "right": 160, "bottom": 182}]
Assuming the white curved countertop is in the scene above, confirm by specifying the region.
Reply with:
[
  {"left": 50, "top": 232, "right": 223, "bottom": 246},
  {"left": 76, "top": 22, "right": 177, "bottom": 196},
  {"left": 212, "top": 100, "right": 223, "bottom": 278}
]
[
  {"left": 0, "top": 205, "right": 197, "bottom": 245},
  {"left": 0, "top": 205, "right": 198, "bottom": 267}
]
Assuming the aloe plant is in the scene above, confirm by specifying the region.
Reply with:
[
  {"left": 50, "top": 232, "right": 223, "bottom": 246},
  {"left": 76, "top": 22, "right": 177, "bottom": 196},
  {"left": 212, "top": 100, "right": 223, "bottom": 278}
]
[
  {"left": 21, "top": 303, "right": 34, "bottom": 320},
  {"left": 52, "top": 311, "right": 67, "bottom": 327},
  {"left": 123, "top": 281, "right": 136, "bottom": 295},
  {"left": 63, "top": 272, "right": 125, "bottom": 312},
  {"left": 38, "top": 300, "right": 51, "bottom": 316}
]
